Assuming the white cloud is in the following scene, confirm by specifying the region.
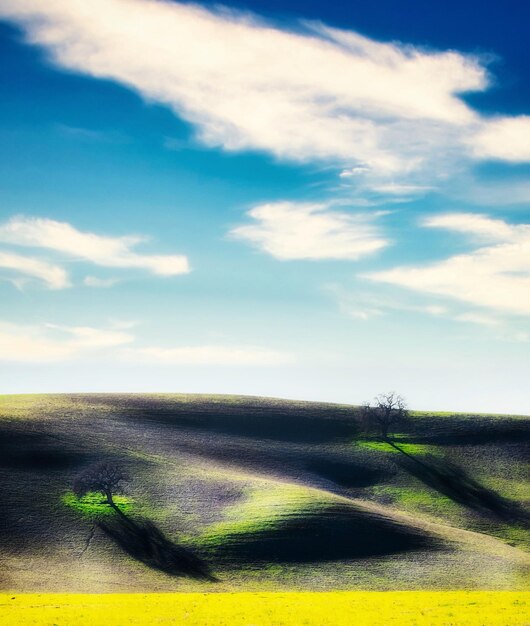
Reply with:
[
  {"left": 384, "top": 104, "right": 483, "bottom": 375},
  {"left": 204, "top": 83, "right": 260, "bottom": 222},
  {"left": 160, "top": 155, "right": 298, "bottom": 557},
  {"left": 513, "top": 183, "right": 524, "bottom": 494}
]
[
  {"left": 124, "top": 345, "right": 294, "bottom": 365},
  {"left": 366, "top": 213, "right": 530, "bottom": 315},
  {"left": 423, "top": 213, "right": 516, "bottom": 242},
  {"left": 339, "top": 167, "right": 370, "bottom": 178},
  {"left": 0, "top": 216, "right": 189, "bottom": 277},
  {"left": 0, "top": 321, "right": 133, "bottom": 362},
  {"left": 230, "top": 201, "right": 388, "bottom": 260},
  {"left": 469, "top": 116, "right": 530, "bottom": 161},
  {"left": 0, "top": 250, "right": 70, "bottom": 289},
  {"left": 4, "top": 0, "right": 527, "bottom": 187}
]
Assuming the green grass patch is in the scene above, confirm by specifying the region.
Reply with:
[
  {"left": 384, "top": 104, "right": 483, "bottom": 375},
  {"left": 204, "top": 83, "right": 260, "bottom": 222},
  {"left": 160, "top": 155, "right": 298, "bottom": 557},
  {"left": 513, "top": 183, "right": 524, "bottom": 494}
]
[
  {"left": 369, "top": 485, "right": 460, "bottom": 518},
  {"left": 0, "top": 394, "right": 119, "bottom": 421},
  {"left": 357, "top": 440, "right": 433, "bottom": 455},
  {"left": 479, "top": 475, "right": 530, "bottom": 503},
  {"left": 492, "top": 524, "right": 530, "bottom": 548},
  {"left": 62, "top": 491, "right": 133, "bottom": 518}
]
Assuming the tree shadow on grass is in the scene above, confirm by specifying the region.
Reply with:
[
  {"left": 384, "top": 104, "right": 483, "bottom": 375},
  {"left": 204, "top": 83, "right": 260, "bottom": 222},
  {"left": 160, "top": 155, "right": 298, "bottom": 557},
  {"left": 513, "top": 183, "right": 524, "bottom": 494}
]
[
  {"left": 393, "top": 444, "right": 529, "bottom": 523},
  {"left": 98, "top": 513, "right": 217, "bottom": 581}
]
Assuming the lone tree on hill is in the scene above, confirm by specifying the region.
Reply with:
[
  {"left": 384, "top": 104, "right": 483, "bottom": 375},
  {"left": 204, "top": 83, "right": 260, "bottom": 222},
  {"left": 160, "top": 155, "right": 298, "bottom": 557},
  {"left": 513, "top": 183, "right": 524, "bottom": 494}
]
[
  {"left": 361, "top": 391, "right": 409, "bottom": 441},
  {"left": 73, "top": 461, "right": 127, "bottom": 514}
]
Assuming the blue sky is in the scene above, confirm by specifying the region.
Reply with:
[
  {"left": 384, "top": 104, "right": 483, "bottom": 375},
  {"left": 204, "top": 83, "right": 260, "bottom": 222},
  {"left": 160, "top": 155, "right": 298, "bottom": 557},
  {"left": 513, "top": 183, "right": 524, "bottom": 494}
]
[{"left": 1, "top": 0, "right": 530, "bottom": 412}]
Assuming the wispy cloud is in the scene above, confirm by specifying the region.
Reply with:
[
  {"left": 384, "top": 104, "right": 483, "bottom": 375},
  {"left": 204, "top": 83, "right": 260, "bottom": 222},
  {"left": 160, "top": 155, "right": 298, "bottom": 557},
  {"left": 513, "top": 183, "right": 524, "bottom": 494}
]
[
  {"left": 328, "top": 284, "right": 500, "bottom": 326},
  {"left": 55, "top": 123, "right": 127, "bottom": 144},
  {"left": 453, "top": 178, "right": 530, "bottom": 207},
  {"left": 0, "top": 216, "right": 189, "bottom": 275},
  {"left": 1, "top": 0, "right": 529, "bottom": 193},
  {"left": 0, "top": 319, "right": 293, "bottom": 366},
  {"left": 83, "top": 276, "right": 120, "bottom": 288},
  {"left": 0, "top": 250, "right": 70, "bottom": 289},
  {"left": 230, "top": 201, "right": 388, "bottom": 261},
  {"left": 124, "top": 344, "right": 294, "bottom": 365},
  {"left": 366, "top": 213, "right": 530, "bottom": 316},
  {"left": 0, "top": 321, "right": 134, "bottom": 362},
  {"left": 452, "top": 312, "right": 500, "bottom": 327},
  {"left": 0, "top": 216, "right": 190, "bottom": 288}
]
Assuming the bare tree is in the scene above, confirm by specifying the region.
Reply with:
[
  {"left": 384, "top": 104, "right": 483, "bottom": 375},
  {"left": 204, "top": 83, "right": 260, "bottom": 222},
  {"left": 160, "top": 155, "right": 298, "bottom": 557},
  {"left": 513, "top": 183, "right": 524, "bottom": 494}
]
[
  {"left": 361, "top": 391, "right": 409, "bottom": 441},
  {"left": 73, "top": 462, "right": 127, "bottom": 514}
]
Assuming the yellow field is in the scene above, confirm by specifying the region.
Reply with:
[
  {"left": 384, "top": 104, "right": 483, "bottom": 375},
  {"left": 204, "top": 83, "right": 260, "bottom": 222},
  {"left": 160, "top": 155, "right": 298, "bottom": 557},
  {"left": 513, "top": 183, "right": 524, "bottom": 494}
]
[{"left": 0, "top": 592, "right": 528, "bottom": 625}]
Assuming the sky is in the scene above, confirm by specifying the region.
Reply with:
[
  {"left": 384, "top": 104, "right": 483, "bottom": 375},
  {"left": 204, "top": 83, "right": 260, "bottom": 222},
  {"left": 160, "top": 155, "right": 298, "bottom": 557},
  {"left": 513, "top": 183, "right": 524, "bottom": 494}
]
[{"left": 1, "top": 0, "right": 530, "bottom": 413}]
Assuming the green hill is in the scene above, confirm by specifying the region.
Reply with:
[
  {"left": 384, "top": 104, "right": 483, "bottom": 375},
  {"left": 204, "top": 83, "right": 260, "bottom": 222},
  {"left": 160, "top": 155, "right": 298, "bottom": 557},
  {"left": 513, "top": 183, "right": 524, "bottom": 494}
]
[{"left": 0, "top": 393, "right": 528, "bottom": 592}]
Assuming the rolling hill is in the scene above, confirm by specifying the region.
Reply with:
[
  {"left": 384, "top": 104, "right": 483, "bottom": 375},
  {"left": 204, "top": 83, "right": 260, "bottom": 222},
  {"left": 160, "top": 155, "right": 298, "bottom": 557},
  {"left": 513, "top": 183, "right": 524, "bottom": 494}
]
[{"left": 0, "top": 393, "right": 528, "bottom": 593}]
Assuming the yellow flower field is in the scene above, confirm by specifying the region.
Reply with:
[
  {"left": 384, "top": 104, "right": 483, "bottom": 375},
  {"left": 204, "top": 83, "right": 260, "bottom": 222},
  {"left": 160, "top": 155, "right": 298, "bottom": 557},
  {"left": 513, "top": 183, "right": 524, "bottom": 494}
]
[{"left": 1, "top": 591, "right": 528, "bottom": 625}]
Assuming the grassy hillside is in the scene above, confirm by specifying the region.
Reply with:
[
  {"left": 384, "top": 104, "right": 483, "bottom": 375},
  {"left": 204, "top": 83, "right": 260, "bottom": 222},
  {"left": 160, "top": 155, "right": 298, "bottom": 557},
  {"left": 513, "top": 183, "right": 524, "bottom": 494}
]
[{"left": 0, "top": 393, "right": 528, "bottom": 592}]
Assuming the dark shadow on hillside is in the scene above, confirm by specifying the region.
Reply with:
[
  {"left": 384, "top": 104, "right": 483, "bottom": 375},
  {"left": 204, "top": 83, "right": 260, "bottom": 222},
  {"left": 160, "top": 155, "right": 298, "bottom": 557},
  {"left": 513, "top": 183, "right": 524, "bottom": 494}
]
[
  {"left": 1, "top": 447, "right": 90, "bottom": 471},
  {"left": 0, "top": 428, "right": 90, "bottom": 471},
  {"left": 405, "top": 418, "right": 530, "bottom": 445},
  {"left": 395, "top": 449, "right": 529, "bottom": 522},
  {"left": 98, "top": 514, "right": 216, "bottom": 581},
  {"left": 208, "top": 504, "right": 435, "bottom": 564},
  {"left": 305, "top": 458, "right": 389, "bottom": 488},
  {"left": 104, "top": 396, "right": 360, "bottom": 444}
]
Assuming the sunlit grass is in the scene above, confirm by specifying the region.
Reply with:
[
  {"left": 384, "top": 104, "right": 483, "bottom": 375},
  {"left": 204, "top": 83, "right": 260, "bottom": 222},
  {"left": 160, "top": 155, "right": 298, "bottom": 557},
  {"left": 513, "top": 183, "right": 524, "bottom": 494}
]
[
  {"left": 62, "top": 491, "right": 133, "bottom": 517},
  {"left": 0, "top": 394, "right": 116, "bottom": 420},
  {"left": 0, "top": 394, "right": 62, "bottom": 419},
  {"left": 481, "top": 475, "right": 530, "bottom": 503},
  {"left": 371, "top": 484, "right": 453, "bottom": 507},
  {"left": 197, "top": 483, "right": 325, "bottom": 547},
  {"left": 368, "top": 484, "right": 460, "bottom": 518},
  {"left": 357, "top": 439, "right": 433, "bottom": 455},
  {"left": 1, "top": 592, "right": 528, "bottom": 625}
]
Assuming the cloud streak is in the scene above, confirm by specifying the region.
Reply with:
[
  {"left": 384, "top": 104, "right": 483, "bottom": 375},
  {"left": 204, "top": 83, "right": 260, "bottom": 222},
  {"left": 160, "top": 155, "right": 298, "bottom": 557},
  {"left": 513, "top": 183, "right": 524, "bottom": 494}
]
[
  {"left": 0, "top": 319, "right": 293, "bottom": 366},
  {"left": 328, "top": 283, "right": 501, "bottom": 327},
  {"left": 125, "top": 345, "right": 294, "bottom": 365},
  {"left": 83, "top": 276, "right": 120, "bottom": 288},
  {"left": 0, "top": 322, "right": 134, "bottom": 362},
  {"left": 0, "top": 250, "right": 69, "bottom": 289},
  {"left": 0, "top": 216, "right": 189, "bottom": 276}
]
